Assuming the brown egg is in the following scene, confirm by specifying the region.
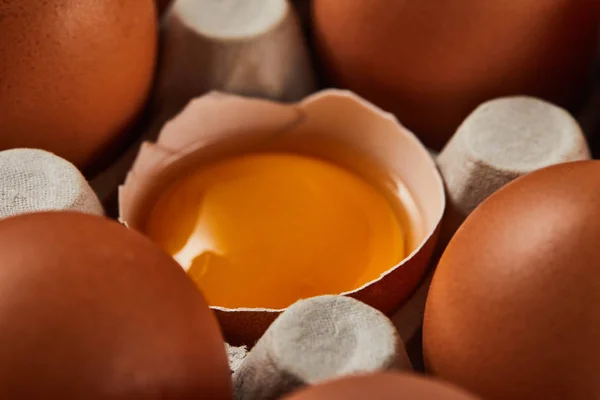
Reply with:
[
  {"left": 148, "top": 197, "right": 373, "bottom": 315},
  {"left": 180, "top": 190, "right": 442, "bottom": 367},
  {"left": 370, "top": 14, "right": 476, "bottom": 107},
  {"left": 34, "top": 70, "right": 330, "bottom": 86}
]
[
  {"left": 0, "top": 212, "right": 231, "bottom": 399},
  {"left": 312, "top": 0, "right": 600, "bottom": 150},
  {"left": 282, "top": 372, "right": 481, "bottom": 400},
  {"left": 423, "top": 160, "right": 600, "bottom": 399},
  {"left": 0, "top": 0, "right": 157, "bottom": 169}
]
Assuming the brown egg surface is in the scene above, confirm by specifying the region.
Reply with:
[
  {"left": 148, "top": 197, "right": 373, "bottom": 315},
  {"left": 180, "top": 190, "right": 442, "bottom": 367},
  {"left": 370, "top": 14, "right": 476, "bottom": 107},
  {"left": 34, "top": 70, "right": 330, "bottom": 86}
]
[
  {"left": 282, "top": 372, "right": 481, "bottom": 400},
  {"left": 0, "top": 0, "right": 157, "bottom": 169},
  {"left": 312, "top": 0, "right": 600, "bottom": 150},
  {"left": 0, "top": 212, "right": 231, "bottom": 399},
  {"left": 423, "top": 160, "right": 600, "bottom": 399}
]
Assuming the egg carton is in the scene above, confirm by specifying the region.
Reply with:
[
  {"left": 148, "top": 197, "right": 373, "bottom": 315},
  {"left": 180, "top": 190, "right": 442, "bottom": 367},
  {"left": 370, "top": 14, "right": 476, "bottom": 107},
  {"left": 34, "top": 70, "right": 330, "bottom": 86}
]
[{"left": 2, "top": 0, "right": 600, "bottom": 399}]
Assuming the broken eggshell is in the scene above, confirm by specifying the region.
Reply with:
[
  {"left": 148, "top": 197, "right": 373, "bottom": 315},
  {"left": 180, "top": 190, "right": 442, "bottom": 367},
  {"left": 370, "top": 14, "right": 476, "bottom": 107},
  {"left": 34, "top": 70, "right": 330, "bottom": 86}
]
[{"left": 118, "top": 89, "right": 445, "bottom": 345}]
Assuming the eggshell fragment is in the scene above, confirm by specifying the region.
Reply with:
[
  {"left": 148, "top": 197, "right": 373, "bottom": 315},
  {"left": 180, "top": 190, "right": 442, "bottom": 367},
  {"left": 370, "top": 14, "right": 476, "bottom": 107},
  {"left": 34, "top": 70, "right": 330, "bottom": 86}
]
[
  {"left": 119, "top": 90, "right": 445, "bottom": 345},
  {"left": 0, "top": 0, "right": 158, "bottom": 169},
  {"left": 232, "top": 295, "right": 411, "bottom": 400},
  {"left": 281, "top": 372, "right": 482, "bottom": 400},
  {"left": 0, "top": 212, "right": 231, "bottom": 399},
  {"left": 436, "top": 96, "right": 590, "bottom": 247},
  {"left": 424, "top": 160, "right": 600, "bottom": 399},
  {"left": 312, "top": 0, "right": 600, "bottom": 150},
  {"left": 152, "top": 0, "right": 316, "bottom": 135},
  {"left": 0, "top": 149, "right": 104, "bottom": 218}
]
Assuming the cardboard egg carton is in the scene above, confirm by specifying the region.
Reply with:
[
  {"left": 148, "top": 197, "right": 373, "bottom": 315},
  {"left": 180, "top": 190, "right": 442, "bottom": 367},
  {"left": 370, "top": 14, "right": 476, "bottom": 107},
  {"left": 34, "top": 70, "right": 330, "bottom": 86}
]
[{"left": 2, "top": 0, "right": 600, "bottom": 397}]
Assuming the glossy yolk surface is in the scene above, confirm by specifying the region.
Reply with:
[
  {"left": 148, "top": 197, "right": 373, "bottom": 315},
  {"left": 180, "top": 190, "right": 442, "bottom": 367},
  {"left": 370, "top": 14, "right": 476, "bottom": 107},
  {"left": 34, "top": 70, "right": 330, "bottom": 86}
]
[{"left": 145, "top": 152, "right": 406, "bottom": 309}]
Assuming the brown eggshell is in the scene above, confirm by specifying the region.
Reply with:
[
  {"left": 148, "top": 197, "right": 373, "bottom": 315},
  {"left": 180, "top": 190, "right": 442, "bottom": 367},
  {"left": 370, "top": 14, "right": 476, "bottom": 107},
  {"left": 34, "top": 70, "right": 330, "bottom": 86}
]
[
  {"left": 0, "top": 212, "right": 231, "bottom": 399},
  {"left": 281, "top": 372, "right": 482, "bottom": 400},
  {"left": 0, "top": 0, "right": 158, "bottom": 169},
  {"left": 423, "top": 160, "right": 600, "bottom": 399},
  {"left": 312, "top": 0, "right": 600, "bottom": 150},
  {"left": 119, "top": 90, "right": 445, "bottom": 345}
]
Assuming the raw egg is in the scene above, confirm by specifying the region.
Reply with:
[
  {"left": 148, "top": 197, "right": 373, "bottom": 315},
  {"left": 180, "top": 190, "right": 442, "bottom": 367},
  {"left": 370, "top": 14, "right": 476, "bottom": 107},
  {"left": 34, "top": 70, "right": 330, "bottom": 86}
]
[
  {"left": 312, "top": 0, "right": 600, "bottom": 150},
  {"left": 0, "top": 212, "right": 231, "bottom": 399},
  {"left": 145, "top": 152, "right": 406, "bottom": 309},
  {"left": 281, "top": 372, "right": 482, "bottom": 400},
  {"left": 424, "top": 160, "right": 600, "bottom": 399},
  {"left": 120, "top": 90, "right": 445, "bottom": 344},
  {"left": 0, "top": 0, "right": 157, "bottom": 169}
]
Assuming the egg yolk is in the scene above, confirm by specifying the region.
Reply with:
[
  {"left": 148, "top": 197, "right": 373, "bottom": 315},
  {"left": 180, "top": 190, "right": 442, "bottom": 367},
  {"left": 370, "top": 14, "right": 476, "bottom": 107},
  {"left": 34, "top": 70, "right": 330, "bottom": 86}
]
[{"left": 145, "top": 152, "right": 406, "bottom": 309}]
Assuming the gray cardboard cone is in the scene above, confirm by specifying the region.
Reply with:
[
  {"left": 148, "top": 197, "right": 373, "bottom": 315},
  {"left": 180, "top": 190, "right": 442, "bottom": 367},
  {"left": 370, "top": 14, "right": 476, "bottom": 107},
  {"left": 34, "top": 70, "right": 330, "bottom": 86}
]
[
  {"left": 227, "top": 343, "right": 249, "bottom": 374},
  {"left": 0, "top": 149, "right": 104, "bottom": 218},
  {"left": 436, "top": 96, "right": 591, "bottom": 247},
  {"left": 153, "top": 0, "right": 317, "bottom": 134},
  {"left": 232, "top": 295, "right": 412, "bottom": 400}
]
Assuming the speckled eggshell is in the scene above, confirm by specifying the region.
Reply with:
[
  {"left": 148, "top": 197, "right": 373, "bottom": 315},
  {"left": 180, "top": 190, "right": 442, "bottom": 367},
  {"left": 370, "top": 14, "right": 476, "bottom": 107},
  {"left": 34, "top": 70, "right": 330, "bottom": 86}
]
[
  {"left": 281, "top": 372, "right": 482, "bottom": 400},
  {"left": 312, "top": 0, "right": 600, "bottom": 150},
  {"left": 423, "top": 160, "right": 600, "bottom": 399},
  {"left": 0, "top": 212, "right": 231, "bottom": 399},
  {"left": 0, "top": 0, "right": 158, "bottom": 169}
]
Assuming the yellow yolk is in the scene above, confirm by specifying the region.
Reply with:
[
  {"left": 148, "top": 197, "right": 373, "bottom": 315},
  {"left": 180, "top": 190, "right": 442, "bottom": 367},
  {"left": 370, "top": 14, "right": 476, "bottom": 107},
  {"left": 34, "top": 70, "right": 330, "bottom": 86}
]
[{"left": 145, "top": 152, "right": 406, "bottom": 309}]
